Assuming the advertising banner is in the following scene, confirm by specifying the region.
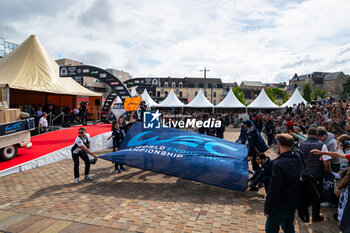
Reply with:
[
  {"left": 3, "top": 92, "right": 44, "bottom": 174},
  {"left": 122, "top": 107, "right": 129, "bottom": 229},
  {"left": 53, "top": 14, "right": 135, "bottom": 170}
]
[
  {"left": 100, "top": 122, "right": 248, "bottom": 191},
  {"left": 124, "top": 97, "right": 142, "bottom": 112}
]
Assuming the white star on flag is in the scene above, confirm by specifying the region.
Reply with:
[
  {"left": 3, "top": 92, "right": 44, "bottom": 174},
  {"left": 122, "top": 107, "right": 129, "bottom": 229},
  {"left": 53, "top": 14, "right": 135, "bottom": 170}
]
[{"left": 151, "top": 110, "right": 161, "bottom": 122}]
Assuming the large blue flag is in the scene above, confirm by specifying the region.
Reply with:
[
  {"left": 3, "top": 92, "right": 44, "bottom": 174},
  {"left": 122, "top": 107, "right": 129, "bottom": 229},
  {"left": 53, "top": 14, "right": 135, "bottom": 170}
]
[{"left": 100, "top": 122, "right": 248, "bottom": 191}]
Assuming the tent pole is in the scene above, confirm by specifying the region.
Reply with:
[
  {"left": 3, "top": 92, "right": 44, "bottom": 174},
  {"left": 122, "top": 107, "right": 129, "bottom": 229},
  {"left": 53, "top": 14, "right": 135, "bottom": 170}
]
[{"left": 5, "top": 85, "right": 10, "bottom": 105}]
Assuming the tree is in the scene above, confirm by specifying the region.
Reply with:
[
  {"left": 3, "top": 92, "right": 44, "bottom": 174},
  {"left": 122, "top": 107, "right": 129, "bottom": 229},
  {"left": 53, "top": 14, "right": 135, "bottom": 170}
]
[
  {"left": 232, "top": 86, "right": 246, "bottom": 105},
  {"left": 266, "top": 87, "right": 277, "bottom": 104},
  {"left": 266, "top": 87, "right": 289, "bottom": 104},
  {"left": 341, "top": 76, "right": 350, "bottom": 97},
  {"left": 312, "top": 87, "right": 326, "bottom": 100},
  {"left": 302, "top": 83, "right": 312, "bottom": 102}
]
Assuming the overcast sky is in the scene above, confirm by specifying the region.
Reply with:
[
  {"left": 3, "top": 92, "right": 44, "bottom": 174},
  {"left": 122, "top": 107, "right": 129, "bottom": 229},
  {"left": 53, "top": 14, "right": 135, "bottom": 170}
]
[{"left": 1, "top": 0, "right": 350, "bottom": 83}]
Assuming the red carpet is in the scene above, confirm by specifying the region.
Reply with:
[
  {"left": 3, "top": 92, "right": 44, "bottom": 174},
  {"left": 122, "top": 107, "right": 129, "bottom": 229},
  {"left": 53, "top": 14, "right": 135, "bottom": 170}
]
[{"left": 0, "top": 124, "right": 111, "bottom": 172}]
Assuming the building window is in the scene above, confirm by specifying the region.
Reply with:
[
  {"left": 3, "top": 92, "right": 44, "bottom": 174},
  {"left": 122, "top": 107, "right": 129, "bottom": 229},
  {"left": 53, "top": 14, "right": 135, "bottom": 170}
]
[
  {"left": 149, "top": 91, "right": 153, "bottom": 96},
  {"left": 161, "top": 89, "right": 164, "bottom": 94},
  {"left": 172, "top": 82, "right": 176, "bottom": 87},
  {"left": 164, "top": 82, "right": 168, "bottom": 87},
  {"left": 176, "top": 89, "right": 179, "bottom": 94},
  {"left": 195, "top": 91, "right": 198, "bottom": 96},
  {"left": 213, "top": 92, "right": 216, "bottom": 97},
  {"left": 157, "top": 91, "right": 160, "bottom": 97},
  {"left": 179, "top": 91, "right": 183, "bottom": 97},
  {"left": 165, "top": 91, "right": 168, "bottom": 96},
  {"left": 179, "top": 82, "right": 183, "bottom": 88},
  {"left": 213, "top": 100, "right": 216, "bottom": 105}
]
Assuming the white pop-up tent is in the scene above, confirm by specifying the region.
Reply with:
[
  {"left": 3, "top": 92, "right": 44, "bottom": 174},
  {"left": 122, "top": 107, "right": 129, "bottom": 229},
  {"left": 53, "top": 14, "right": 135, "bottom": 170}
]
[
  {"left": 247, "top": 88, "right": 280, "bottom": 109},
  {"left": 216, "top": 89, "right": 246, "bottom": 108},
  {"left": 130, "top": 87, "right": 138, "bottom": 97},
  {"left": 141, "top": 89, "right": 158, "bottom": 107},
  {"left": 281, "top": 89, "right": 308, "bottom": 107},
  {"left": 185, "top": 89, "right": 213, "bottom": 108},
  {"left": 116, "top": 96, "right": 123, "bottom": 104},
  {"left": 157, "top": 89, "right": 184, "bottom": 107}
]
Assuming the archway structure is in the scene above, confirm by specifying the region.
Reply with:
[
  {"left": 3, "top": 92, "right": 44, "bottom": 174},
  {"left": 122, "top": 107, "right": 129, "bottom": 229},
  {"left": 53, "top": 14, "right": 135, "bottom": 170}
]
[{"left": 59, "top": 65, "right": 131, "bottom": 121}]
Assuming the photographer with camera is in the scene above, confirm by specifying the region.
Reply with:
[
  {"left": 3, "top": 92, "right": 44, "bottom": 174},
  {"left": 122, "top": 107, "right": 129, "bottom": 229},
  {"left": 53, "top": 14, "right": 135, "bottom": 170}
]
[{"left": 71, "top": 127, "right": 98, "bottom": 184}]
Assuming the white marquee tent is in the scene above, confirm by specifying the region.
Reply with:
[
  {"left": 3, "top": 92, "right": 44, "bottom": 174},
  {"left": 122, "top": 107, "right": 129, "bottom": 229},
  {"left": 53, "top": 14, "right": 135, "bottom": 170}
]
[
  {"left": 130, "top": 87, "right": 138, "bottom": 97},
  {"left": 281, "top": 89, "right": 308, "bottom": 107},
  {"left": 141, "top": 89, "right": 158, "bottom": 107},
  {"left": 216, "top": 89, "right": 246, "bottom": 108},
  {"left": 157, "top": 89, "right": 184, "bottom": 107},
  {"left": 247, "top": 88, "right": 280, "bottom": 109},
  {"left": 185, "top": 89, "right": 213, "bottom": 108},
  {"left": 0, "top": 35, "right": 100, "bottom": 97}
]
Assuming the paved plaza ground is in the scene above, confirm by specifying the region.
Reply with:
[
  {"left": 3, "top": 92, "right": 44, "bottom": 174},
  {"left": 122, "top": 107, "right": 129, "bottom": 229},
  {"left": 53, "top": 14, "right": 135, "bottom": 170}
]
[{"left": 0, "top": 130, "right": 341, "bottom": 232}]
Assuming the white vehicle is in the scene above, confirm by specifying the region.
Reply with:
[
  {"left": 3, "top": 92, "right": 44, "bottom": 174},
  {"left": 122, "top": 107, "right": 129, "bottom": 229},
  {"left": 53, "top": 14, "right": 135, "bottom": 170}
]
[{"left": 0, "top": 118, "right": 35, "bottom": 161}]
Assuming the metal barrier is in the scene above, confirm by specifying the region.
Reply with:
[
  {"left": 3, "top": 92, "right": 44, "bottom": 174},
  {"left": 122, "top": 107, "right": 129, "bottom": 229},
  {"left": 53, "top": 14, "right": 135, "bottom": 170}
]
[{"left": 50, "top": 112, "right": 64, "bottom": 131}]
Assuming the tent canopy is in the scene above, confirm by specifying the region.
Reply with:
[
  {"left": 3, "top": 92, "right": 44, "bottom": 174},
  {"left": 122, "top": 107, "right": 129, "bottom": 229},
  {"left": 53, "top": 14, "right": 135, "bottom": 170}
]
[
  {"left": 247, "top": 88, "right": 280, "bottom": 109},
  {"left": 130, "top": 87, "right": 138, "bottom": 97},
  {"left": 281, "top": 89, "right": 308, "bottom": 107},
  {"left": 0, "top": 35, "right": 101, "bottom": 97},
  {"left": 141, "top": 89, "right": 158, "bottom": 107},
  {"left": 216, "top": 89, "right": 246, "bottom": 108},
  {"left": 157, "top": 89, "right": 184, "bottom": 107},
  {"left": 185, "top": 89, "right": 213, "bottom": 108}
]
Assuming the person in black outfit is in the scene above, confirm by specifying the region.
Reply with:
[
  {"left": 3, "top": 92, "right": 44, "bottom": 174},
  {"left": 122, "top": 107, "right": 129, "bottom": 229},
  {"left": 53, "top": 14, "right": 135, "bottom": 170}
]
[
  {"left": 139, "top": 101, "right": 147, "bottom": 122},
  {"left": 243, "top": 120, "right": 267, "bottom": 171},
  {"left": 298, "top": 127, "right": 330, "bottom": 222},
  {"left": 80, "top": 102, "right": 88, "bottom": 126},
  {"left": 215, "top": 118, "right": 225, "bottom": 139},
  {"left": 107, "top": 121, "right": 125, "bottom": 173},
  {"left": 236, "top": 125, "right": 247, "bottom": 144},
  {"left": 266, "top": 119, "right": 275, "bottom": 146},
  {"left": 199, "top": 114, "right": 212, "bottom": 136},
  {"left": 264, "top": 134, "right": 302, "bottom": 233},
  {"left": 248, "top": 153, "right": 272, "bottom": 193}
]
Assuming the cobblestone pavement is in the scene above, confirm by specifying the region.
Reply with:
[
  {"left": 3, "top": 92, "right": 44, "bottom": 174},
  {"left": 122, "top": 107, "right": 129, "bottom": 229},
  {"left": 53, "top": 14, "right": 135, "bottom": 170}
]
[{"left": 0, "top": 131, "right": 340, "bottom": 232}]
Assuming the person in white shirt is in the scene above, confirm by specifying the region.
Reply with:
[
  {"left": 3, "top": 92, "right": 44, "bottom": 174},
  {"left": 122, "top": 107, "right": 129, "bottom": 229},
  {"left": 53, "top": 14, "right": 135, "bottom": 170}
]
[
  {"left": 39, "top": 113, "right": 48, "bottom": 133},
  {"left": 71, "top": 127, "right": 98, "bottom": 184}
]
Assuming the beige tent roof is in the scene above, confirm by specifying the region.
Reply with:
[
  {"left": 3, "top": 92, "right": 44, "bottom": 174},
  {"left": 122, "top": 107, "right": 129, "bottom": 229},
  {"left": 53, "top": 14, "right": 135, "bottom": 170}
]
[{"left": 0, "top": 35, "right": 101, "bottom": 96}]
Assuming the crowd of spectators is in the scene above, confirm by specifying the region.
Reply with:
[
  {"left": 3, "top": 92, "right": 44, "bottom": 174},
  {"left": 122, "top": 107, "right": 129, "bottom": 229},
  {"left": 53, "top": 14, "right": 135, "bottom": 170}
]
[{"left": 12, "top": 101, "right": 91, "bottom": 127}]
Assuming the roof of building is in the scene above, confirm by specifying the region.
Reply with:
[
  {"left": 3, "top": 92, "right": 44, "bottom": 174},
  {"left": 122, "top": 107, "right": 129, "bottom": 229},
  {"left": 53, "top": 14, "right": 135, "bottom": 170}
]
[
  {"left": 241, "top": 81, "right": 265, "bottom": 87},
  {"left": 324, "top": 72, "right": 344, "bottom": 80}
]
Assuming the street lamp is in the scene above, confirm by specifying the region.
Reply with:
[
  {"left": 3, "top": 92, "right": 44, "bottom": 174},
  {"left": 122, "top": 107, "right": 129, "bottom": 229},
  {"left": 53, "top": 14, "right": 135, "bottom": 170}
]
[{"left": 199, "top": 67, "right": 210, "bottom": 97}]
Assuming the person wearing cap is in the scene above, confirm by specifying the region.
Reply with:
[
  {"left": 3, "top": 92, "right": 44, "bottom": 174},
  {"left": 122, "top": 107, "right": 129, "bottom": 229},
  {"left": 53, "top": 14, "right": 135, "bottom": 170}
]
[
  {"left": 264, "top": 134, "right": 301, "bottom": 232},
  {"left": 284, "top": 121, "right": 294, "bottom": 134},
  {"left": 298, "top": 127, "right": 331, "bottom": 222},
  {"left": 243, "top": 120, "right": 267, "bottom": 171}
]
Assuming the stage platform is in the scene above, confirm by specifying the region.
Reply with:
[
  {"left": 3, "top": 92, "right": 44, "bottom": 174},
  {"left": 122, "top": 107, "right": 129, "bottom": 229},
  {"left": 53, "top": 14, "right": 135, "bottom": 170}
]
[{"left": 0, "top": 124, "right": 112, "bottom": 177}]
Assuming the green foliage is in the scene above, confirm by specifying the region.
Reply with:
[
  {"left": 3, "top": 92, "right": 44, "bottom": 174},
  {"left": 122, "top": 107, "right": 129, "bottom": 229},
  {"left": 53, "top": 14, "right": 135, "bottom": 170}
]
[
  {"left": 266, "top": 87, "right": 289, "bottom": 104},
  {"left": 341, "top": 76, "right": 350, "bottom": 97},
  {"left": 302, "top": 83, "right": 312, "bottom": 102},
  {"left": 312, "top": 87, "right": 326, "bottom": 100},
  {"left": 266, "top": 87, "right": 277, "bottom": 104},
  {"left": 232, "top": 86, "right": 246, "bottom": 105}
]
